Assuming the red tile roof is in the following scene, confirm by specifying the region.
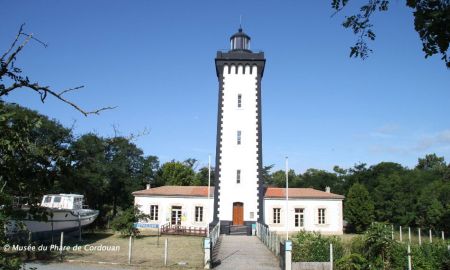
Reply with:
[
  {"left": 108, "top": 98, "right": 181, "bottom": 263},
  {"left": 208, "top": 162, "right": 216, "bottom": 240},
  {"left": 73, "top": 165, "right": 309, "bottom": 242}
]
[
  {"left": 132, "top": 186, "right": 215, "bottom": 197},
  {"left": 265, "top": 188, "right": 344, "bottom": 199},
  {"left": 133, "top": 186, "right": 344, "bottom": 199}
]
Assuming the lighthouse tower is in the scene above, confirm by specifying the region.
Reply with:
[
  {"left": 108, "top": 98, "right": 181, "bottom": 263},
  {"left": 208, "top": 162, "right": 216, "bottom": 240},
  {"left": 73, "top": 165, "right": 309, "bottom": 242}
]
[{"left": 213, "top": 28, "right": 266, "bottom": 232}]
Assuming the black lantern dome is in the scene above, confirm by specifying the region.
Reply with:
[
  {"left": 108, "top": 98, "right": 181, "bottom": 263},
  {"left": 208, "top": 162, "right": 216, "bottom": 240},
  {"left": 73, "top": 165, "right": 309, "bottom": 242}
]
[{"left": 230, "top": 28, "right": 251, "bottom": 52}]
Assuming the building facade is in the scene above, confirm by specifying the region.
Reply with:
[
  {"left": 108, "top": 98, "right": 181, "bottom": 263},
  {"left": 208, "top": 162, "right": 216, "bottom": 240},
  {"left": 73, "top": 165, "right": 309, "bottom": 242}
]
[
  {"left": 133, "top": 28, "right": 344, "bottom": 235},
  {"left": 213, "top": 28, "right": 266, "bottom": 228},
  {"left": 134, "top": 186, "right": 343, "bottom": 235}
]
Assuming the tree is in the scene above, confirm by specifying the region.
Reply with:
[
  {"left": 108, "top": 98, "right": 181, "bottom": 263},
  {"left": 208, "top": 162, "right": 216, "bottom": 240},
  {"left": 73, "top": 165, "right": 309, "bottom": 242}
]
[
  {"left": 154, "top": 161, "right": 196, "bottom": 186},
  {"left": 416, "top": 153, "right": 446, "bottom": 171},
  {"left": 301, "top": 168, "right": 344, "bottom": 194},
  {"left": 416, "top": 182, "right": 445, "bottom": 230},
  {"left": 345, "top": 183, "right": 375, "bottom": 233},
  {"left": 0, "top": 103, "right": 73, "bottom": 198},
  {"left": 262, "top": 164, "right": 275, "bottom": 186},
  {"left": 266, "top": 169, "right": 297, "bottom": 187},
  {"left": 363, "top": 222, "right": 395, "bottom": 269},
  {"left": 331, "top": 0, "right": 450, "bottom": 68},
  {"left": 107, "top": 137, "right": 147, "bottom": 215},
  {"left": 193, "top": 166, "right": 215, "bottom": 186},
  {"left": 0, "top": 103, "right": 73, "bottom": 270},
  {"left": 68, "top": 134, "right": 150, "bottom": 224},
  {"left": 110, "top": 206, "right": 150, "bottom": 236},
  {"left": 68, "top": 134, "right": 111, "bottom": 226},
  {"left": 141, "top": 155, "right": 160, "bottom": 186}
]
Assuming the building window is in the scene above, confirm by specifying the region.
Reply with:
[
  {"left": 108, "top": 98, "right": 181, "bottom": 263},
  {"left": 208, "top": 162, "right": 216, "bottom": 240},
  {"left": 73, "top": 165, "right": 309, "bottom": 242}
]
[
  {"left": 237, "top": 130, "right": 241, "bottom": 145},
  {"left": 250, "top": 212, "right": 254, "bottom": 219},
  {"left": 236, "top": 169, "right": 241, "bottom": 183},
  {"left": 318, "top": 208, "right": 326, "bottom": 225},
  {"left": 237, "top": 94, "right": 242, "bottom": 108},
  {"left": 273, "top": 208, "right": 281, "bottom": 224},
  {"left": 195, "top": 206, "right": 203, "bottom": 222},
  {"left": 294, "top": 208, "right": 304, "bottom": 227},
  {"left": 150, "top": 205, "right": 158, "bottom": 221}
]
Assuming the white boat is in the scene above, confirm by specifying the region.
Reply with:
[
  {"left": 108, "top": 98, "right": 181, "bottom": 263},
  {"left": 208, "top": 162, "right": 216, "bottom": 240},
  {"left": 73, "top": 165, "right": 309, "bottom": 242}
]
[{"left": 7, "top": 194, "right": 99, "bottom": 240}]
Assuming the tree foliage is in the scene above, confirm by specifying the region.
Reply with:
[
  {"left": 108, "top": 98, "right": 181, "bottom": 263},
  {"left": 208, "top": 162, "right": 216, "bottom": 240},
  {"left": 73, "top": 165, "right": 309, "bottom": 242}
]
[
  {"left": 110, "top": 206, "right": 150, "bottom": 236},
  {"left": 264, "top": 154, "right": 450, "bottom": 233},
  {"left": 345, "top": 183, "right": 375, "bottom": 233},
  {"left": 331, "top": 0, "right": 450, "bottom": 68},
  {"left": 155, "top": 160, "right": 196, "bottom": 186},
  {"left": 292, "top": 231, "right": 344, "bottom": 262}
]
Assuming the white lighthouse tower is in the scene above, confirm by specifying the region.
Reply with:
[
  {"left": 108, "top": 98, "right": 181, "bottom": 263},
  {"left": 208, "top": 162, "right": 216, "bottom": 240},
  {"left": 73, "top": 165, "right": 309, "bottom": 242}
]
[{"left": 213, "top": 28, "right": 266, "bottom": 233}]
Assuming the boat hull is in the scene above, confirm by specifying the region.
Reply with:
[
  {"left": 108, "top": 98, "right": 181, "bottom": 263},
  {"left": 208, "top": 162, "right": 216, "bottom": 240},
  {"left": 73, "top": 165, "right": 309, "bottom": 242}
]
[{"left": 8, "top": 208, "right": 99, "bottom": 240}]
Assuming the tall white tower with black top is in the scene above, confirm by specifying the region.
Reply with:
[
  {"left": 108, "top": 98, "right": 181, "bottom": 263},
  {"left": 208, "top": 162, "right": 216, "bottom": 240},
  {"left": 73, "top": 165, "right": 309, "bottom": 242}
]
[{"left": 213, "top": 28, "right": 266, "bottom": 233}]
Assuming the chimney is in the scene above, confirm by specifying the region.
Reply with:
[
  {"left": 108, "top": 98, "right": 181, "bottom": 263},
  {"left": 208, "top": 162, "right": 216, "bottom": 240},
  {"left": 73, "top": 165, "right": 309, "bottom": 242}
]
[
  {"left": 146, "top": 183, "right": 151, "bottom": 190},
  {"left": 325, "top": 186, "right": 330, "bottom": 193}
]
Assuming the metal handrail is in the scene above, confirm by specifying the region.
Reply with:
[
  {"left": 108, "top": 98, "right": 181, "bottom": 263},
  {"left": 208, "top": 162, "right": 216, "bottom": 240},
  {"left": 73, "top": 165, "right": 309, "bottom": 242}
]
[{"left": 210, "top": 222, "right": 221, "bottom": 248}]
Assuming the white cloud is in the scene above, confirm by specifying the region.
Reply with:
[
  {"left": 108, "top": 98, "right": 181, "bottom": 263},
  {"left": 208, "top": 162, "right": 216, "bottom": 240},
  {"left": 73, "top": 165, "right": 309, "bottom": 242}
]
[
  {"left": 415, "top": 129, "right": 450, "bottom": 151},
  {"left": 369, "top": 123, "right": 400, "bottom": 139}
]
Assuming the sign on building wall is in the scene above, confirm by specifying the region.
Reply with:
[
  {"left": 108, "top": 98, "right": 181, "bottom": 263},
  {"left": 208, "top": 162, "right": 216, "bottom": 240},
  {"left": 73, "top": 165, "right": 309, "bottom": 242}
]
[{"left": 134, "top": 223, "right": 159, "bottom": 229}]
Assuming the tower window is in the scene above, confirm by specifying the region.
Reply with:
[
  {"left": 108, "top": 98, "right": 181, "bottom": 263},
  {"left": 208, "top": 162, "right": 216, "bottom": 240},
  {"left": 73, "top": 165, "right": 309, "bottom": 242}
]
[
  {"left": 237, "top": 130, "right": 241, "bottom": 145},
  {"left": 236, "top": 169, "right": 241, "bottom": 183},
  {"left": 237, "top": 94, "right": 242, "bottom": 108}
]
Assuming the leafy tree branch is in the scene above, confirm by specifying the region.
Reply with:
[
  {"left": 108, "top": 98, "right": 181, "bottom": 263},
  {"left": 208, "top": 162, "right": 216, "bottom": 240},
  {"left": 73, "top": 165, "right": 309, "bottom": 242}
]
[
  {"left": 332, "top": 0, "right": 450, "bottom": 68},
  {"left": 0, "top": 24, "right": 116, "bottom": 116}
]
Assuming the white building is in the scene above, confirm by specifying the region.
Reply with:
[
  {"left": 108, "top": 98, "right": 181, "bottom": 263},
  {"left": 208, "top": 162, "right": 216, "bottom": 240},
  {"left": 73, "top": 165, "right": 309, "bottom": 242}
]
[
  {"left": 134, "top": 186, "right": 343, "bottom": 235},
  {"left": 133, "top": 28, "right": 344, "bottom": 235}
]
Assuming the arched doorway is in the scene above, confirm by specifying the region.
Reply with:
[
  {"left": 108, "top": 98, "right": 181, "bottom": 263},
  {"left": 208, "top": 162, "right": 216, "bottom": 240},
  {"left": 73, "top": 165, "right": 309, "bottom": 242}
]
[{"left": 232, "top": 202, "right": 244, "bottom": 225}]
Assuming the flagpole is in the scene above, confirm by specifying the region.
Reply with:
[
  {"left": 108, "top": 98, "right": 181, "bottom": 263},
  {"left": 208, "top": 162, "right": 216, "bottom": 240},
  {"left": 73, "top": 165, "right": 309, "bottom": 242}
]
[
  {"left": 207, "top": 155, "right": 211, "bottom": 237},
  {"left": 285, "top": 156, "right": 289, "bottom": 241}
]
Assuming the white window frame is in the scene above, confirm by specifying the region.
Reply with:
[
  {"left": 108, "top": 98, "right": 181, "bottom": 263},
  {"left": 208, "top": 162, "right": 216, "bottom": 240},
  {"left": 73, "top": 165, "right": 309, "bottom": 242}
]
[
  {"left": 318, "top": 208, "right": 326, "bottom": 225},
  {"left": 273, "top": 208, "right": 281, "bottom": 224},
  {"left": 237, "top": 94, "right": 242, "bottom": 108},
  {"left": 150, "top": 204, "right": 158, "bottom": 221},
  {"left": 195, "top": 206, "right": 203, "bottom": 222},
  {"left": 236, "top": 169, "right": 241, "bottom": 184},
  {"left": 294, "top": 208, "right": 305, "bottom": 227},
  {"left": 237, "top": 130, "right": 242, "bottom": 145}
]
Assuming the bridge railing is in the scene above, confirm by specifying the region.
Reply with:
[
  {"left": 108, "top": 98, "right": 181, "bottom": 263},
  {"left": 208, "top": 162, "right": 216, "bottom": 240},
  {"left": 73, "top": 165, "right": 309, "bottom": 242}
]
[
  {"left": 256, "top": 222, "right": 282, "bottom": 256},
  {"left": 210, "top": 222, "right": 220, "bottom": 248}
]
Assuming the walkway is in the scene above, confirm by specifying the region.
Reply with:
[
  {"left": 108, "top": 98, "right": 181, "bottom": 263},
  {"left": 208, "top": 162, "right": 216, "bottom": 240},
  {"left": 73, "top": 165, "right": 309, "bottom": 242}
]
[{"left": 213, "top": 235, "right": 280, "bottom": 270}]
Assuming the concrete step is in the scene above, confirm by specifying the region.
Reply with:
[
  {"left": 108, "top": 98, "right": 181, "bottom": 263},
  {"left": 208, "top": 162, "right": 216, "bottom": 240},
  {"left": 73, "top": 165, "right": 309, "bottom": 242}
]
[{"left": 229, "top": 225, "right": 248, "bottom": 235}]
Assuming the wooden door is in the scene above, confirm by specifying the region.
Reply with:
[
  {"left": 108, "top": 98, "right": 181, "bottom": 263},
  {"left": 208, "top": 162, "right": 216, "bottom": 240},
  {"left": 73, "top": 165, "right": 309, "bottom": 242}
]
[{"left": 232, "top": 202, "right": 244, "bottom": 225}]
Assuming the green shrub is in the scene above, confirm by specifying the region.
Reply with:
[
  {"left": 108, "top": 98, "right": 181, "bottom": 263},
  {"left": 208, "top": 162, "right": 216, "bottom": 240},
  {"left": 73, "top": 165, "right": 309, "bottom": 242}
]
[
  {"left": 292, "top": 231, "right": 344, "bottom": 262},
  {"left": 335, "top": 253, "right": 369, "bottom": 270},
  {"left": 410, "top": 243, "right": 450, "bottom": 270},
  {"left": 349, "top": 235, "right": 365, "bottom": 254},
  {"left": 110, "top": 206, "right": 149, "bottom": 236},
  {"left": 388, "top": 242, "right": 407, "bottom": 270}
]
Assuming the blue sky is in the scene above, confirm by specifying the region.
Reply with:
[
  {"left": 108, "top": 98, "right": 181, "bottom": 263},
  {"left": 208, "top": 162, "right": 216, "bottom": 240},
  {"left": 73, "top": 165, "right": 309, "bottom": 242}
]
[{"left": 1, "top": 1, "right": 449, "bottom": 172}]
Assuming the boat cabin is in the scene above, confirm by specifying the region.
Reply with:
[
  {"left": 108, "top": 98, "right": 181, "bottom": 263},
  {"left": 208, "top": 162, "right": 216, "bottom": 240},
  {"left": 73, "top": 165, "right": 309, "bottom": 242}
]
[{"left": 41, "top": 194, "right": 84, "bottom": 210}]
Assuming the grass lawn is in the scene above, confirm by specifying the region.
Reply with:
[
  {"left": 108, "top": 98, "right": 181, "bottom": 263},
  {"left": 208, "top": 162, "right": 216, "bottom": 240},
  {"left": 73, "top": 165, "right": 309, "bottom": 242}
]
[{"left": 59, "top": 232, "right": 204, "bottom": 269}]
